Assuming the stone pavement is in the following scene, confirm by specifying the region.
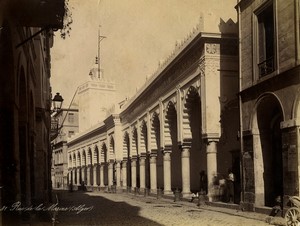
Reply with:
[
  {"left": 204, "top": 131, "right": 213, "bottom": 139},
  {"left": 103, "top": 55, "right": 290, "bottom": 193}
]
[{"left": 29, "top": 190, "right": 286, "bottom": 226}]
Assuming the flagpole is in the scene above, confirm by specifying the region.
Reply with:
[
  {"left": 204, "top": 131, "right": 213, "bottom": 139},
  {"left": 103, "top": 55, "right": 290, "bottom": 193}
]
[
  {"left": 97, "top": 25, "right": 106, "bottom": 79},
  {"left": 97, "top": 1, "right": 106, "bottom": 79},
  {"left": 98, "top": 25, "right": 101, "bottom": 79}
]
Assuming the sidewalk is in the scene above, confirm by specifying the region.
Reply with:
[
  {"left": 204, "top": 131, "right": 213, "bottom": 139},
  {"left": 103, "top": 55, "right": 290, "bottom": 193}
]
[{"left": 124, "top": 192, "right": 286, "bottom": 226}]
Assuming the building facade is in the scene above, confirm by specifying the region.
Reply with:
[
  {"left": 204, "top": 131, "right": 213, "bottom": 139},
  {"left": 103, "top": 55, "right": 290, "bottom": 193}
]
[
  {"left": 67, "top": 7, "right": 240, "bottom": 204},
  {"left": 51, "top": 107, "right": 79, "bottom": 190},
  {"left": 0, "top": 0, "right": 65, "bottom": 225},
  {"left": 237, "top": 0, "right": 300, "bottom": 210}
]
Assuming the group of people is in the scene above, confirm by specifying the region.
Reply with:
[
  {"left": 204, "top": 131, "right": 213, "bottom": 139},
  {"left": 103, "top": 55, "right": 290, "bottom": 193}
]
[{"left": 190, "top": 168, "right": 235, "bottom": 204}]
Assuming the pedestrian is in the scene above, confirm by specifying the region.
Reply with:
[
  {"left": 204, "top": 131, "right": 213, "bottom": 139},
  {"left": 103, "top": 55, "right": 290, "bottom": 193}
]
[
  {"left": 199, "top": 170, "right": 208, "bottom": 195},
  {"left": 269, "top": 196, "right": 282, "bottom": 216},
  {"left": 81, "top": 180, "right": 86, "bottom": 191},
  {"left": 227, "top": 168, "right": 234, "bottom": 203}
]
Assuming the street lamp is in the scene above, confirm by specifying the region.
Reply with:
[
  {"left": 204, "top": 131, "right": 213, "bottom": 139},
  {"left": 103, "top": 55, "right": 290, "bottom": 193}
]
[
  {"left": 52, "top": 92, "right": 64, "bottom": 112},
  {"left": 51, "top": 92, "right": 64, "bottom": 141}
]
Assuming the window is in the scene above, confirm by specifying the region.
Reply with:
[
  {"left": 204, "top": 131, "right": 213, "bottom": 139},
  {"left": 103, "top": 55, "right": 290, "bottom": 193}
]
[
  {"left": 68, "top": 131, "right": 74, "bottom": 138},
  {"left": 68, "top": 113, "right": 74, "bottom": 123},
  {"left": 256, "top": 2, "right": 275, "bottom": 77}
]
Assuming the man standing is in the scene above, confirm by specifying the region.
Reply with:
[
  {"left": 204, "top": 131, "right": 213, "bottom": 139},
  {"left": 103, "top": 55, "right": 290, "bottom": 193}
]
[{"left": 227, "top": 168, "right": 234, "bottom": 203}]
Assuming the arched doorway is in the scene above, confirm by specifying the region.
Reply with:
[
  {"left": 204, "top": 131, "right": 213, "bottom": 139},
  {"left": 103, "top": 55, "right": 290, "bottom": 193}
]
[
  {"left": 123, "top": 132, "right": 131, "bottom": 187},
  {"left": 140, "top": 120, "right": 150, "bottom": 190},
  {"left": 151, "top": 112, "right": 163, "bottom": 189},
  {"left": 132, "top": 127, "right": 140, "bottom": 189},
  {"left": 101, "top": 143, "right": 108, "bottom": 186},
  {"left": 183, "top": 86, "right": 204, "bottom": 192},
  {"left": 165, "top": 101, "right": 180, "bottom": 190},
  {"left": 252, "top": 94, "right": 284, "bottom": 207}
]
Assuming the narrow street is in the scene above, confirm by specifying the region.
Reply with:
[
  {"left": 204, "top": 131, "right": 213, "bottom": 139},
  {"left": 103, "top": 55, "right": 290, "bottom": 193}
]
[{"left": 31, "top": 190, "right": 285, "bottom": 226}]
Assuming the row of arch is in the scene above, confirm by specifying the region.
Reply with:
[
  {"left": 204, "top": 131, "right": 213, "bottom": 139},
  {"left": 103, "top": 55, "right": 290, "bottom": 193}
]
[
  {"left": 69, "top": 85, "right": 201, "bottom": 163},
  {"left": 68, "top": 84, "right": 211, "bottom": 194}
]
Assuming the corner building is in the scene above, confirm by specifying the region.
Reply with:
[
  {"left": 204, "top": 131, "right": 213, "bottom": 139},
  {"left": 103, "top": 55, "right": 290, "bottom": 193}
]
[
  {"left": 236, "top": 0, "right": 300, "bottom": 210},
  {"left": 68, "top": 7, "right": 241, "bottom": 203}
]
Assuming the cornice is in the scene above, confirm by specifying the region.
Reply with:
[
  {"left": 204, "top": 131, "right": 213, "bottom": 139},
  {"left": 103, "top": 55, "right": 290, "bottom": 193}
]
[{"left": 67, "top": 122, "right": 106, "bottom": 147}]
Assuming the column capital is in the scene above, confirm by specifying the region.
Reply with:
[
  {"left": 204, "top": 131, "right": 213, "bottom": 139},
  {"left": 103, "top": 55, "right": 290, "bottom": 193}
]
[
  {"left": 163, "top": 149, "right": 172, "bottom": 155},
  {"left": 131, "top": 155, "right": 138, "bottom": 161},
  {"left": 150, "top": 153, "right": 157, "bottom": 158},
  {"left": 181, "top": 148, "right": 190, "bottom": 158},
  {"left": 131, "top": 157, "right": 137, "bottom": 167},
  {"left": 140, "top": 157, "right": 146, "bottom": 166},
  {"left": 180, "top": 139, "right": 192, "bottom": 149},
  {"left": 205, "top": 138, "right": 219, "bottom": 144},
  {"left": 108, "top": 163, "right": 113, "bottom": 169},
  {"left": 163, "top": 150, "right": 171, "bottom": 161},
  {"left": 150, "top": 156, "right": 157, "bottom": 164},
  {"left": 150, "top": 149, "right": 158, "bottom": 155},
  {"left": 206, "top": 139, "right": 218, "bottom": 154},
  {"left": 140, "top": 153, "right": 147, "bottom": 158},
  {"left": 203, "top": 133, "right": 220, "bottom": 143},
  {"left": 164, "top": 145, "right": 172, "bottom": 152}
]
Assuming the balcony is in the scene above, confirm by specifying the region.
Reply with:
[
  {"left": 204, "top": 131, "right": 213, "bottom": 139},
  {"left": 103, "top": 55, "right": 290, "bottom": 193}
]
[
  {"left": 258, "top": 57, "right": 275, "bottom": 78},
  {"left": 13, "top": 0, "right": 65, "bottom": 29}
]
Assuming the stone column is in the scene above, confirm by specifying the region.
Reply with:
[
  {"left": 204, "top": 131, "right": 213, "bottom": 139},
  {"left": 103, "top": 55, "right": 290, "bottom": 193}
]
[
  {"left": 108, "top": 161, "right": 114, "bottom": 187},
  {"left": 116, "top": 161, "right": 121, "bottom": 188},
  {"left": 72, "top": 167, "right": 76, "bottom": 185},
  {"left": 163, "top": 149, "right": 172, "bottom": 195},
  {"left": 93, "top": 164, "right": 97, "bottom": 186},
  {"left": 150, "top": 152, "right": 157, "bottom": 194},
  {"left": 181, "top": 146, "right": 191, "bottom": 197},
  {"left": 82, "top": 166, "right": 86, "bottom": 184},
  {"left": 68, "top": 169, "right": 71, "bottom": 184},
  {"left": 122, "top": 160, "right": 127, "bottom": 189},
  {"left": 206, "top": 140, "right": 218, "bottom": 201},
  {"left": 131, "top": 156, "right": 137, "bottom": 190},
  {"left": 77, "top": 167, "right": 81, "bottom": 186},
  {"left": 86, "top": 165, "right": 91, "bottom": 186},
  {"left": 252, "top": 133, "right": 264, "bottom": 206},
  {"left": 139, "top": 155, "right": 146, "bottom": 192},
  {"left": 100, "top": 163, "right": 105, "bottom": 188}
]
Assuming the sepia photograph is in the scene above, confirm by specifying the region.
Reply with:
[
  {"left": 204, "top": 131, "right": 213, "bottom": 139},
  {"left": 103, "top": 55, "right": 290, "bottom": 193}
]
[{"left": 0, "top": 0, "right": 299, "bottom": 225}]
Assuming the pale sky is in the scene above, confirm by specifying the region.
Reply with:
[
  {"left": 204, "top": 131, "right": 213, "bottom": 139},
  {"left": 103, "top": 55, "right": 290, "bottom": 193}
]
[{"left": 51, "top": 0, "right": 237, "bottom": 107}]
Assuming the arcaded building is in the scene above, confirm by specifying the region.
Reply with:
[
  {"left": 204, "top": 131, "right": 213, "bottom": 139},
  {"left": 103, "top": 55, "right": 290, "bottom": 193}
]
[
  {"left": 67, "top": 4, "right": 240, "bottom": 204},
  {"left": 236, "top": 0, "right": 300, "bottom": 210}
]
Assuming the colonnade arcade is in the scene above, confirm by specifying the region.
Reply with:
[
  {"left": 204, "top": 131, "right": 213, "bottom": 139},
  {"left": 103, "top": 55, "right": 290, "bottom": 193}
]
[
  {"left": 67, "top": 30, "right": 239, "bottom": 201},
  {"left": 67, "top": 82, "right": 230, "bottom": 201}
]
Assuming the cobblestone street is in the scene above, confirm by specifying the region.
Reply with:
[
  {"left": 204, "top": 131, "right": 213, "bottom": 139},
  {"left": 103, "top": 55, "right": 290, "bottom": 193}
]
[{"left": 31, "top": 190, "right": 286, "bottom": 226}]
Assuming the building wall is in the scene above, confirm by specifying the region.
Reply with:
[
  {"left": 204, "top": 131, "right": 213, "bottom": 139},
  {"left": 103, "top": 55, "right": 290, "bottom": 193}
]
[
  {"left": 238, "top": 0, "right": 300, "bottom": 209},
  {"left": 0, "top": 1, "right": 64, "bottom": 224},
  {"left": 51, "top": 108, "right": 79, "bottom": 189}
]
